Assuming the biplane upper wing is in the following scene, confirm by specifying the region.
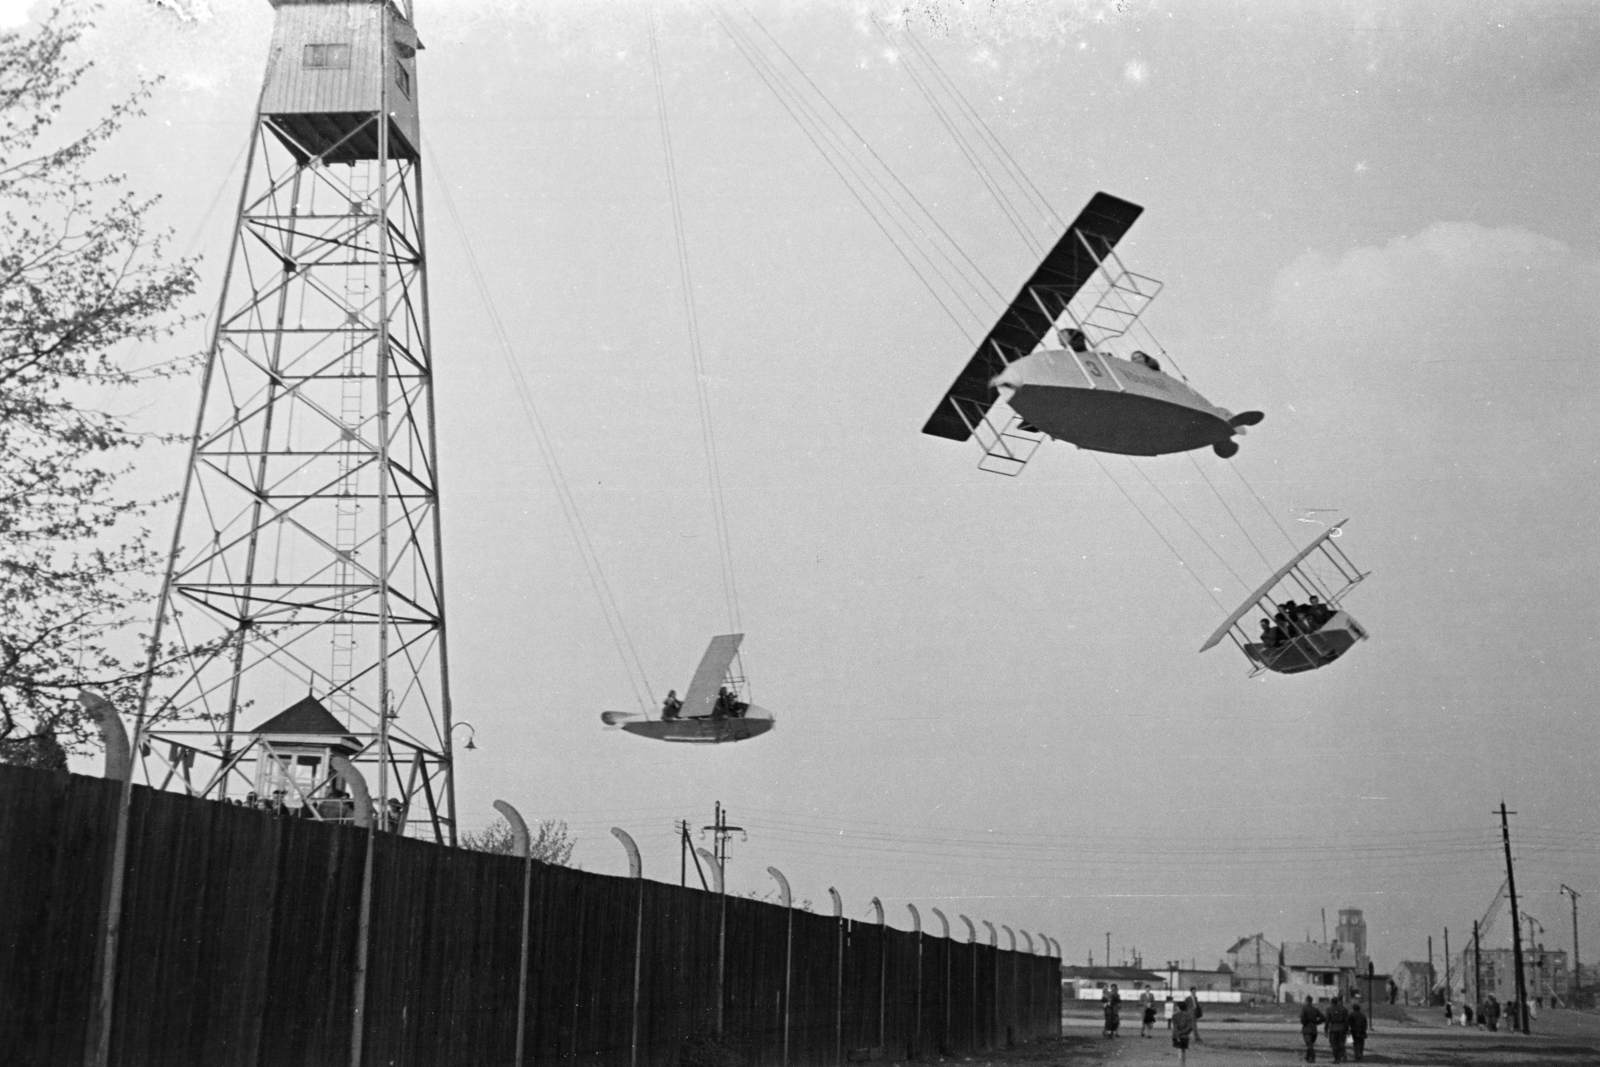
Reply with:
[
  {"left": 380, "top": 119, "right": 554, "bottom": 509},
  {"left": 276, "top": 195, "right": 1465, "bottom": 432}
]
[
  {"left": 679, "top": 633, "right": 744, "bottom": 719},
  {"left": 922, "top": 192, "right": 1145, "bottom": 441},
  {"left": 1199, "top": 521, "right": 1353, "bottom": 653}
]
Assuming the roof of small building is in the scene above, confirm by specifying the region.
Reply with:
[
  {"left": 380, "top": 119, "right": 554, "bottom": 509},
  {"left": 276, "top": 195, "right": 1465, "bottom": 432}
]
[
  {"left": 1226, "top": 933, "right": 1280, "bottom": 956},
  {"left": 250, "top": 695, "right": 358, "bottom": 745},
  {"left": 1060, "top": 965, "right": 1166, "bottom": 984},
  {"left": 1282, "top": 941, "right": 1360, "bottom": 971}
]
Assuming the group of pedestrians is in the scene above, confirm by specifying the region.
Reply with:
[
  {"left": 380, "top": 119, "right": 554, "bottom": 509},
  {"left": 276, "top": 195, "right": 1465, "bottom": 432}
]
[
  {"left": 1099, "top": 984, "right": 1206, "bottom": 1066},
  {"left": 1299, "top": 995, "right": 1368, "bottom": 1063}
]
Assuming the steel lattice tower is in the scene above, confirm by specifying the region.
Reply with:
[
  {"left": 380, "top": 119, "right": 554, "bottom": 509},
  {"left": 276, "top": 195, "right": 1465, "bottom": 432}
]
[{"left": 138, "top": 0, "right": 456, "bottom": 841}]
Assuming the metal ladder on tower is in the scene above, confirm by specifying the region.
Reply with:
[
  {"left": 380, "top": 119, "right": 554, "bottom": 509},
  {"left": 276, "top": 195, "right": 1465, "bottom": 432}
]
[{"left": 330, "top": 164, "right": 371, "bottom": 722}]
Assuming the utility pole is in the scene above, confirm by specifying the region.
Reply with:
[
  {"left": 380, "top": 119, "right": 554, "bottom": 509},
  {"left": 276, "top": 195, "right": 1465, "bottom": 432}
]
[
  {"left": 703, "top": 801, "right": 745, "bottom": 870},
  {"left": 701, "top": 802, "right": 743, "bottom": 1037},
  {"left": 1561, "top": 885, "right": 1581, "bottom": 1006},
  {"left": 1106, "top": 933, "right": 1111, "bottom": 970},
  {"left": 1427, "top": 936, "right": 1435, "bottom": 1005},
  {"left": 1500, "top": 802, "right": 1530, "bottom": 1034},
  {"left": 1444, "top": 927, "right": 1452, "bottom": 1005},
  {"left": 1473, "top": 921, "right": 1482, "bottom": 1012}
]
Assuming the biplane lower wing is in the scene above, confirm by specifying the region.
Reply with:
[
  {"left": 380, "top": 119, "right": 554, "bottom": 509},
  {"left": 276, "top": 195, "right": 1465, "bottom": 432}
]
[
  {"left": 679, "top": 633, "right": 743, "bottom": 719},
  {"left": 922, "top": 192, "right": 1145, "bottom": 442}
]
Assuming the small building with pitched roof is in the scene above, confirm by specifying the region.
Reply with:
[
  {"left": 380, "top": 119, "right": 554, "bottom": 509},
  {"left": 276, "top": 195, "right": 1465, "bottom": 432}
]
[{"left": 249, "top": 695, "right": 362, "bottom": 810}]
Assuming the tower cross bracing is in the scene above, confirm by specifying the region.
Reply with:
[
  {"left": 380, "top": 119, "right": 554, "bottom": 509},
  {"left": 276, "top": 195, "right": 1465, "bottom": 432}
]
[{"left": 138, "top": 0, "right": 456, "bottom": 842}]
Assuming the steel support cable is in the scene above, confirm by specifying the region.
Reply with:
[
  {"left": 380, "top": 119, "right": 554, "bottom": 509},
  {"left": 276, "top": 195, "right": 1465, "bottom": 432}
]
[
  {"left": 1123, "top": 457, "right": 1252, "bottom": 596},
  {"left": 742, "top": 8, "right": 1008, "bottom": 308},
  {"left": 895, "top": 22, "right": 1062, "bottom": 233},
  {"left": 885, "top": 19, "right": 1054, "bottom": 246},
  {"left": 710, "top": 12, "right": 980, "bottom": 341},
  {"left": 1089, "top": 454, "right": 1227, "bottom": 611},
  {"left": 427, "top": 156, "right": 654, "bottom": 712},
  {"left": 714, "top": 10, "right": 993, "bottom": 341},
  {"left": 648, "top": 10, "right": 742, "bottom": 635},
  {"left": 1226, "top": 459, "right": 1301, "bottom": 553},
  {"left": 1183, "top": 452, "right": 1276, "bottom": 574},
  {"left": 868, "top": 15, "right": 1040, "bottom": 258}
]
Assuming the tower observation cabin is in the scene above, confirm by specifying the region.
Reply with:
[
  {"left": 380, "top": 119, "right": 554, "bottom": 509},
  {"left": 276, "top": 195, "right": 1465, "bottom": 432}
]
[{"left": 261, "top": 0, "right": 421, "bottom": 164}]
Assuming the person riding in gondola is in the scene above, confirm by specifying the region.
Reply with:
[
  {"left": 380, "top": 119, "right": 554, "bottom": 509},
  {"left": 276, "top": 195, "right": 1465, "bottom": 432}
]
[
  {"left": 1061, "top": 326, "right": 1090, "bottom": 353},
  {"left": 1130, "top": 350, "right": 1162, "bottom": 372},
  {"left": 661, "top": 689, "right": 682, "bottom": 720}
]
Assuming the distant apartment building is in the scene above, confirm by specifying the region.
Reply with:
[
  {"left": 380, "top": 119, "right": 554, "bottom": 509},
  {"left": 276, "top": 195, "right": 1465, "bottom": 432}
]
[
  {"left": 1392, "top": 960, "right": 1434, "bottom": 1005},
  {"left": 1452, "top": 946, "right": 1571, "bottom": 1007},
  {"left": 1225, "top": 934, "right": 1280, "bottom": 1001}
]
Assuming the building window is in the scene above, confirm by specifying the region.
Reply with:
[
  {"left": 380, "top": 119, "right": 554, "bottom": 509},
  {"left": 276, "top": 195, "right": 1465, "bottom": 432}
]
[
  {"left": 394, "top": 63, "right": 411, "bottom": 98},
  {"left": 304, "top": 43, "right": 352, "bottom": 69}
]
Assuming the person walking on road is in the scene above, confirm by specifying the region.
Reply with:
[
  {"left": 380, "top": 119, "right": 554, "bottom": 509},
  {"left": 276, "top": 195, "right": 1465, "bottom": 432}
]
[
  {"left": 1186, "top": 987, "right": 1203, "bottom": 1042},
  {"left": 1300, "top": 996, "right": 1326, "bottom": 1063},
  {"left": 1349, "top": 1000, "right": 1368, "bottom": 1061},
  {"left": 1140, "top": 987, "right": 1157, "bottom": 1037},
  {"left": 1325, "top": 995, "right": 1351, "bottom": 1063},
  {"left": 1171, "top": 999, "right": 1195, "bottom": 1067}
]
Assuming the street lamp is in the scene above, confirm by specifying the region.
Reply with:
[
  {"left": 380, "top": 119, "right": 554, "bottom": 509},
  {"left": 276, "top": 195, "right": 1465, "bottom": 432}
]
[{"left": 451, "top": 721, "right": 477, "bottom": 750}]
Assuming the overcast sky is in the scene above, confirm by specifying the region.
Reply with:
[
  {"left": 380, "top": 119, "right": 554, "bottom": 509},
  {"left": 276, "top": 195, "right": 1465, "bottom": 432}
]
[{"left": 38, "top": 0, "right": 1600, "bottom": 974}]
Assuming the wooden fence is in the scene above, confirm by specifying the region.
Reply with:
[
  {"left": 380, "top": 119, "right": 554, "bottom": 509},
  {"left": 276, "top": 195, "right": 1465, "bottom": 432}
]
[{"left": 0, "top": 766, "right": 1060, "bottom": 1067}]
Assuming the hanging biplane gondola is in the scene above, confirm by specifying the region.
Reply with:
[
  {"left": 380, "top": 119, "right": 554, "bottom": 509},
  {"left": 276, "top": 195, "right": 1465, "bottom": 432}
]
[
  {"left": 601, "top": 634, "right": 774, "bottom": 744},
  {"left": 922, "top": 192, "right": 1263, "bottom": 474},
  {"left": 1200, "top": 522, "right": 1371, "bottom": 676}
]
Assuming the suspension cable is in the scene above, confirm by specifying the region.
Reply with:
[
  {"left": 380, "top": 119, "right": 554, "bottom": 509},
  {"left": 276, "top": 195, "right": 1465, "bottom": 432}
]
[
  {"left": 648, "top": 9, "right": 743, "bottom": 635},
  {"left": 711, "top": 7, "right": 987, "bottom": 338},
  {"left": 1184, "top": 452, "right": 1275, "bottom": 574},
  {"left": 1123, "top": 457, "right": 1251, "bottom": 596},
  {"left": 1090, "top": 454, "right": 1226, "bottom": 612},
  {"left": 428, "top": 154, "right": 655, "bottom": 712},
  {"left": 744, "top": 9, "right": 1006, "bottom": 307},
  {"left": 1226, "top": 460, "right": 1301, "bottom": 553}
]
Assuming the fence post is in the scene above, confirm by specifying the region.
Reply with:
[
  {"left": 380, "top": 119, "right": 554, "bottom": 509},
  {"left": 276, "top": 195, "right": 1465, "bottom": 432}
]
[
  {"left": 80, "top": 691, "right": 132, "bottom": 1067},
  {"left": 614, "top": 829, "right": 644, "bottom": 1067},
  {"left": 769, "top": 867, "right": 792, "bottom": 1067},
  {"left": 931, "top": 908, "right": 950, "bottom": 1055},
  {"left": 983, "top": 922, "right": 998, "bottom": 1050},
  {"left": 907, "top": 905, "right": 923, "bottom": 1060},
  {"left": 333, "top": 756, "right": 376, "bottom": 1067},
  {"left": 959, "top": 916, "right": 977, "bottom": 1051},
  {"left": 697, "top": 847, "right": 724, "bottom": 1034},
  {"left": 830, "top": 887, "right": 844, "bottom": 1066},
  {"left": 495, "top": 801, "right": 533, "bottom": 1067},
  {"left": 1002, "top": 926, "right": 1016, "bottom": 1046},
  {"left": 871, "top": 897, "right": 885, "bottom": 1050}
]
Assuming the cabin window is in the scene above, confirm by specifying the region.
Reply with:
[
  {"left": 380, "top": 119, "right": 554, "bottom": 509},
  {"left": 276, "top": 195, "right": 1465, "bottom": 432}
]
[
  {"left": 394, "top": 63, "right": 411, "bottom": 98},
  {"left": 304, "top": 43, "right": 352, "bottom": 69}
]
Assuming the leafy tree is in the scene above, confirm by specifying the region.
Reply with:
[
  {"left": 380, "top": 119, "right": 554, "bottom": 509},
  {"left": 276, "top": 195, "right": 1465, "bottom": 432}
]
[
  {"left": 0, "top": 6, "right": 197, "bottom": 766},
  {"left": 460, "top": 815, "right": 577, "bottom": 866}
]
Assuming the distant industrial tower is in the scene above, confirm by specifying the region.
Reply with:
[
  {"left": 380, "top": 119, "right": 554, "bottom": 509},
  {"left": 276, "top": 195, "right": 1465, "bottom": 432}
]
[{"left": 138, "top": 0, "right": 457, "bottom": 841}]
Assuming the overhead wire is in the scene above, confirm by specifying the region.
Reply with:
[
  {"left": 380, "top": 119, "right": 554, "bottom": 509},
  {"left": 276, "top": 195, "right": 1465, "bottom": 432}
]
[
  {"left": 427, "top": 153, "right": 655, "bottom": 713},
  {"left": 648, "top": 8, "right": 742, "bottom": 636}
]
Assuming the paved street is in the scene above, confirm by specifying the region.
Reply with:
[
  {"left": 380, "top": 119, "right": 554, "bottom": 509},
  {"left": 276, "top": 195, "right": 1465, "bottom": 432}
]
[{"left": 957, "top": 1010, "right": 1600, "bottom": 1067}]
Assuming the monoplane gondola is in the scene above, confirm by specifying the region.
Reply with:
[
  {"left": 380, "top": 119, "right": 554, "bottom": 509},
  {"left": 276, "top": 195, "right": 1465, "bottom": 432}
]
[
  {"left": 923, "top": 192, "right": 1262, "bottom": 474},
  {"left": 601, "top": 634, "right": 774, "bottom": 744},
  {"left": 1200, "top": 522, "right": 1371, "bottom": 676}
]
